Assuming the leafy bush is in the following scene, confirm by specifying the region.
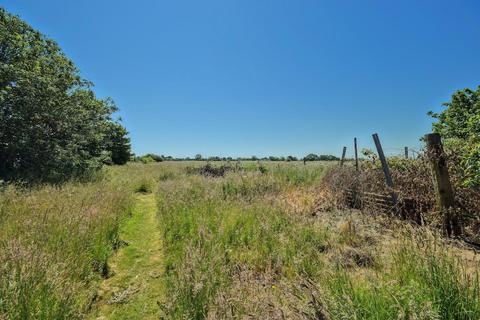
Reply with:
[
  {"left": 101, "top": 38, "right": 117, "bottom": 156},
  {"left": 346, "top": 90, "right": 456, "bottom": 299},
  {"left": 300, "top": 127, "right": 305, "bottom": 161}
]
[
  {"left": 429, "top": 86, "right": 480, "bottom": 187},
  {"left": 139, "top": 155, "right": 155, "bottom": 164}
]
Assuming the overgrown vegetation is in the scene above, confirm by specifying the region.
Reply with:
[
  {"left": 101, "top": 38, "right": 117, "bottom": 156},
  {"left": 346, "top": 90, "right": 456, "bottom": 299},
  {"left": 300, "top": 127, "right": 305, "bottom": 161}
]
[
  {"left": 1, "top": 161, "right": 479, "bottom": 319},
  {"left": 320, "top": 86, "right": 480, "bottom": 242},
  {"left": 0, "top": 164, "right": 163, "bottom": 319},
  {"left": 155, "top": 162, "right": 480, "bottom": 319},
  {"left": 323, "top": 153, "right": 480, "bottom": 242},
  {"left": 429, "top": 86, "right": 480, "bottom": 188}
]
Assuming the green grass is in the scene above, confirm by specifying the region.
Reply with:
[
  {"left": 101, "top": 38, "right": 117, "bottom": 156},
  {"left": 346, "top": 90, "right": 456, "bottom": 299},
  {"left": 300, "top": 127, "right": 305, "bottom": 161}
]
[
  {"left": 155, "top": 161, "right": 480, "bottom": 319},
  {"left": 156, "top": 162, "right": 329, "bottom": 318},
  {"left": 0, "top": 164, "right": 163, "bottom": 319},
  {"left": 89, "top": 193, "right": 164, "bottom": 319},
  {"left": 2, "top": 161, "right": 479, "bottom": 319},
  {"left": 0, "top": 182, "right": 132, "bottom": 319},
  {"left": 323, "top": 238, "right": 480, "bottom": 319}
]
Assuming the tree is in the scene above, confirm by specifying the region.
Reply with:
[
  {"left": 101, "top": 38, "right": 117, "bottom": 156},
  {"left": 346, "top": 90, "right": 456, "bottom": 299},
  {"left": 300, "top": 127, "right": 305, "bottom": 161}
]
[
  {"left": 104, "top": 121, "right": 131, "bottom": 165},
  {"left": 318, "top": 155, "right": 340, "bottom": 161},
  {"left": 0, "top": 8, "right": 130, "bottom": 183},
  {"left": 429, "top": 86, "right": 480, "bottom": 187},
  {"left": 195, "top": 154, "right": 202, "bottom": 161},
  {"left": 304, "top": 154, "right": 319, "bottom": 161}
]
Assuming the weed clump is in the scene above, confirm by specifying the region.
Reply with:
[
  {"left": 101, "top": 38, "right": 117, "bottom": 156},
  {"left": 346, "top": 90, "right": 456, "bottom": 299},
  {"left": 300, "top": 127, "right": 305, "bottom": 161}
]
[
  {"left": 186, "top": 163, "right": 234, "bottom": 177},
  {"left": 135, "top": 178, "right": 155, "bottom": 193}
]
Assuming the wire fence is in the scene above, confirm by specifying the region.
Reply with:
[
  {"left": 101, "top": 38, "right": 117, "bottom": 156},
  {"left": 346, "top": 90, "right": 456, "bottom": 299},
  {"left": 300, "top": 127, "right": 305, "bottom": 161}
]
[{"left": 322, "top": 132, "right": 480, "bottom": 248}]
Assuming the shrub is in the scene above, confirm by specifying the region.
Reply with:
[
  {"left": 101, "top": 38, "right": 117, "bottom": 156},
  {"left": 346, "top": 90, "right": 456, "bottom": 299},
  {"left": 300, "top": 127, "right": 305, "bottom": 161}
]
[
  {"left": 186, "top": 164, "right": 234, "bottom": 177},
  {"left": 140, "top": 155, "right": 155, "bottom": 164},
  {"left": 429, "top": 86, "right": 480, "bottom": 187}
]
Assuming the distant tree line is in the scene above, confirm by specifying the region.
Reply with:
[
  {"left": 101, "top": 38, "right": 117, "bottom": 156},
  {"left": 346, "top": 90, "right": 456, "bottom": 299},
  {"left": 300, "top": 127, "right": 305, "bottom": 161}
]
[
  {"left": 303, "top": 154, "right": 339, "bottom": 161},
  {"left": 133, "top": 153, "right": 339, "bottom": 163},
  {"left": 0, "top": 8, "right": 131, "bottom": 184}
]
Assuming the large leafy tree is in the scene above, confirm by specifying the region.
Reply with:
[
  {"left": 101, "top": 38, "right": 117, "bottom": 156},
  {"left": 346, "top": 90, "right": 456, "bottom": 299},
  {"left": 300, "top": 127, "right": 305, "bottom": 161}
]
[
  {"left": 0, "top": 8, "right": 130, "bottom": 183},
  {"left": 429, "top": 86, "right": 480, "bottom": 187}
]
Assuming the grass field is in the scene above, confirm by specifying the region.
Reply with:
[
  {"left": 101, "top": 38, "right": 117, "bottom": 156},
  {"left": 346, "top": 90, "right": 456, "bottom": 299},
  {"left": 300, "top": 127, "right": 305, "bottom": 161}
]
[{"left": 1, "top": 161, "right": 479, "bottom": 319}]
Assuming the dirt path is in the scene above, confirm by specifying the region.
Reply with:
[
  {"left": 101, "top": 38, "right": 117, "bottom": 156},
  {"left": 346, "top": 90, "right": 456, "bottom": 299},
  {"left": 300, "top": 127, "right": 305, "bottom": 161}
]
[{"left": 89, "top": 193, "right": 164, "bottom": 320}]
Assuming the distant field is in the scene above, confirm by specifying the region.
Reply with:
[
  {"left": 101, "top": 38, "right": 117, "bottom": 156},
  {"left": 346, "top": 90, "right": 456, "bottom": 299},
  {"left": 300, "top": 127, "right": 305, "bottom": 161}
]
[{"left": 1, "top": 161, "right": 479, "bottom": 319}]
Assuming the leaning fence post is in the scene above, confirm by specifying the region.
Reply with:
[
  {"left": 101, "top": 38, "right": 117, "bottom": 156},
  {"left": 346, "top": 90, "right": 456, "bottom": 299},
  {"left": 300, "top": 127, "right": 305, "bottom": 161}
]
[
  {"left": 372, "top": 133, "right": 398, "bottom": 208},
  {"left": 425, "top": 133, "right": 460, "bottom": 236},
  {"left": 340, "top": 146, "right": 347, "bottom": 166},
  {"left": 354, "top": 138, "right": 359, "bottom": 171}
]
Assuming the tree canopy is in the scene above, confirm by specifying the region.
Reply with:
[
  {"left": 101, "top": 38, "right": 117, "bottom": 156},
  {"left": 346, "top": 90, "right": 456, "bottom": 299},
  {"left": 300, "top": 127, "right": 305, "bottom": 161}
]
[
  {"left": 0, "top": 8, "right": 131, "bottom": 183},
  {"left": 104, "top": 122, "right": 131, "bottom": 165},
  {"left": 429, "top": 86, "right": 480, "bottom": 187},
  {"left": 303, "top": 154, "right": 339, "bottom": 161}
]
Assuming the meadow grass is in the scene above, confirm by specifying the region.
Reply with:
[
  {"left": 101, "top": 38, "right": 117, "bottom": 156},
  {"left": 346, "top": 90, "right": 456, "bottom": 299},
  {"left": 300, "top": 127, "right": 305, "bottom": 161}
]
[
  {"left": 155, "top": 161, "right": 480, "bottom": 319},
  {"left": 323, "top": 235, "right": 480, "bottom": 320},
  {"left": 0, "top": 164, "right": 165, "bottom": 319},
  {"left": 89, "top": 193, "right": 164, "bottom": 320},
  {"left": 1, "top": 161, "right": 479, "bottom": 319}
]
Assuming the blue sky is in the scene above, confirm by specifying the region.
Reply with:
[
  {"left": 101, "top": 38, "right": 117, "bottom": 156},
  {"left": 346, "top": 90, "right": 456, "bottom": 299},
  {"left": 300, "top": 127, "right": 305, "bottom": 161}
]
[{"left": 3, "top": 0, "right": 480, "bottom": 158}]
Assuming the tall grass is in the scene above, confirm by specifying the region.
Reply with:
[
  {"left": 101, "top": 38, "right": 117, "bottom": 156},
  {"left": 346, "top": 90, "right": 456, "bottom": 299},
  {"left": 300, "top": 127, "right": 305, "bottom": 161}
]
[
  {"left": 156, "top": 162, "right": 480, "bottom": 319},
  {"left": 0, "top": 163, "right": 167, "bottom": 319},
  {"left": 323, "top": 235, "right": 480, "bottom": 319},
  {"left": 2, "top": 161, "right": 478, "bottom": 319},
  {"left": 157, "top": 163, "right": 332, "bottom": 318}
]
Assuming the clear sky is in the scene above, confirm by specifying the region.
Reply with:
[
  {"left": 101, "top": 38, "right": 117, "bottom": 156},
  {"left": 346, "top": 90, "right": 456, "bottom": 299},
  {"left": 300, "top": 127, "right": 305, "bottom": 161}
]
[{"left": 3, "top": 0, "right": 480, "bottom": 158}]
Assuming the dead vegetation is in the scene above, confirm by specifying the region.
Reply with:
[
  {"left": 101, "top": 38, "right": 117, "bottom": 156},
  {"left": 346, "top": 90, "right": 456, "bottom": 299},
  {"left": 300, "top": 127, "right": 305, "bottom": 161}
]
[
  {"left": 321, "top": 155, "right": 480, "bottom": 242},
  {"left": 186, "top": 163, "right": 236, "bottom": 177}
]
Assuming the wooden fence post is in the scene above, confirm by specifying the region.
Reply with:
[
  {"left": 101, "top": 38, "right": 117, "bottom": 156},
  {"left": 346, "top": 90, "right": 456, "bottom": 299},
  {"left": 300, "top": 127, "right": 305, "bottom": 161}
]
[
  {"left": 405, "top": 147, "right": 409, "bottom": 159},
  {"left": 425, "top": 133, "right": 460, "bottom": 236},
  {"left": 354, "top": 138, "right": 359, "bottom": 171},
  {"left": 372, "top": 133, "right": 398, "bottom": 207},
  {"left": 340, "top": 147, "right": 347, "bottom": 166}
]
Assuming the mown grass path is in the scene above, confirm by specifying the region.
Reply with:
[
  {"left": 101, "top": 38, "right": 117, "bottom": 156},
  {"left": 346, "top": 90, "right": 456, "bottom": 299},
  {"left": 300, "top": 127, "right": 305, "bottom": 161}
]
[{"left": 89, "top": 193, "right": 163, "bottom": 320}]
